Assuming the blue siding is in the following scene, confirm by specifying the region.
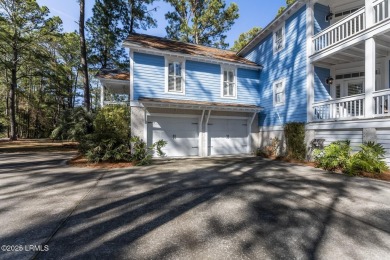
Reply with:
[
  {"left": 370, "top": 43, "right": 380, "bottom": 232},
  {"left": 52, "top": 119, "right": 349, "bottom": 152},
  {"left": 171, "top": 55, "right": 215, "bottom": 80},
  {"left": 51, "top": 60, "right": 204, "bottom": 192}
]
[
  {"left": 244, "top": 6, "right": 307, "bottom": 127},
  {"left": 314, "top": 67, "right": 331, "bottom": 102},
  {"left": 314, "top": 3, "right": 330, "bottom": 34},
  {"left": 133, "top": 52, "right": 260, "bottom": 105}
]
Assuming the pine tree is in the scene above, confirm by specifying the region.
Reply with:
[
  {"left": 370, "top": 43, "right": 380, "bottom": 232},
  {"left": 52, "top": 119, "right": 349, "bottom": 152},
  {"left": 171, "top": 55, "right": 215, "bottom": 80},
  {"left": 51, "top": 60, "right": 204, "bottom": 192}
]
[
  {"left": 0, "top": 0, "right": 62, "bottom": 140},
  {"left": 124, "top": 0, "right": 157, "bottom": 34},
  {"left": 231, "top": 26, "right": 261, "bottom": 52},
  {"left": 79, "top": 0, "right": 90, "bottom": 111},
  {"left": 165, "top": 0, "right": 239, "bottom": 49}
]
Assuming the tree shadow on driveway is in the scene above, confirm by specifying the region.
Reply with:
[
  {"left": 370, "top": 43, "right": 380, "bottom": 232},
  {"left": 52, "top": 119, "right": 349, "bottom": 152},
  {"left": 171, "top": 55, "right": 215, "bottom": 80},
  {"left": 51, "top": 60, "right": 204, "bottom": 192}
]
[{"left": 1, "top": 157, "right": 390, "bottom": 259}]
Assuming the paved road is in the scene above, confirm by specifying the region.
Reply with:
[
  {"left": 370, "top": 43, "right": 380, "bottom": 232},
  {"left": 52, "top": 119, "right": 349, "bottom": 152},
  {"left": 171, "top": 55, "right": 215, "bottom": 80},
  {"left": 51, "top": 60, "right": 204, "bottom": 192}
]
[{"left": 0, "top": 153, "right": 390, "bottom": 260}]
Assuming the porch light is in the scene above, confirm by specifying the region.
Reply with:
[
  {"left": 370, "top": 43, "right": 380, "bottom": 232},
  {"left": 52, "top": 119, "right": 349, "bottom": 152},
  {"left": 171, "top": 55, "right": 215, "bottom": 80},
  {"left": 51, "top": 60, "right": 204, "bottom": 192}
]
[
  {"left": 326, "top": 77, "right": 334, "bottom": 85},
  {"left": 325, "top": 11, "right": 333, "bottom": 22}
]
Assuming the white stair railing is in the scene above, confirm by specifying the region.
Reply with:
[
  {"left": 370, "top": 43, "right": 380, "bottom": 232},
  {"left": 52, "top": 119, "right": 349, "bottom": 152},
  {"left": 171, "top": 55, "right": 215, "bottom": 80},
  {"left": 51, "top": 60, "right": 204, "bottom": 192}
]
[
  {"left": 374, "top": 0, "right": 390, "bottom": 23},
  {"left": 373, "top": 89, "right": 390, "bottom": 116},
  {"left": 313, "top": 94, "right": 365, "bottom": 121},
  {"left": 313, "top": 7, "right": 366, "bottom": 53}
]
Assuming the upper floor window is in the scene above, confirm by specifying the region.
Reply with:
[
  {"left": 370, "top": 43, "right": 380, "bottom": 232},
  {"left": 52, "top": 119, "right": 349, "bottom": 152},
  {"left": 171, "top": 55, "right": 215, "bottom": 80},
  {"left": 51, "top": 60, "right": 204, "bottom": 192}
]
[
  {"left": 273, "top": 79, "right": 285, "bottom": 106},
  {"left": 221, "top": 67, "right": 237, "bottom": 98},
  {"left": 273, "top": 23, "right": 285, "bottom": 54},
  {"left": 165, "top": 59, "right": 185, "bottom": 94}
]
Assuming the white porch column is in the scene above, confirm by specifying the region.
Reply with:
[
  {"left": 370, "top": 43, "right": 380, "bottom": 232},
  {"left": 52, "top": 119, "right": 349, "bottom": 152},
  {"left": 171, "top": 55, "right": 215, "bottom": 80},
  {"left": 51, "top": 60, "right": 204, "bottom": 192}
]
[
  {"left": 306, "top": 1, "right": 315, "bottom": 123},
  {"left": 100, "top": 84, "right": 104, "bottom": 107},
  {"left": 365, "top": 37, "right": 376, "bottom": 118},
  {"left": 365, "top": 0, "right": 375, "bottom": 27}
]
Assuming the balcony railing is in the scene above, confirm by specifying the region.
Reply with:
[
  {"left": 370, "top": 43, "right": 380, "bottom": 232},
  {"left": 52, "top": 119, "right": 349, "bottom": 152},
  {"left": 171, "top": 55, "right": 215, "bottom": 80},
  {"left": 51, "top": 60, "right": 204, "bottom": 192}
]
[
  {"left": 313, "top": 7, "right": 366, "bottom": 53},
  {"left": 373, "top": 89, "right": 390, "bottom": 116},
  {"left": 374, "top": 0, "right": 390, "bottom": 23},
  {"left": 313, "top": 94, "right": 365, "bottom": 121}
]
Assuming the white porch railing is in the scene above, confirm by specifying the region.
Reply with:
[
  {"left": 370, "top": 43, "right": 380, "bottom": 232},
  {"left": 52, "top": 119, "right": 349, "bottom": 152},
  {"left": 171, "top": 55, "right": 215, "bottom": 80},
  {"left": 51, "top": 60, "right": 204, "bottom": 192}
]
[
  {"left": 313, "top": 7, "right": 366, "bottom": 53},
  {"left": 373, "top": 89, "right": 390, "bottom": 116},
  {"left": 374, "top": 0, "right": 390, "bottom": 23},
  {"left": 313, "top": 94, "right": 365, "bottom": 121}
]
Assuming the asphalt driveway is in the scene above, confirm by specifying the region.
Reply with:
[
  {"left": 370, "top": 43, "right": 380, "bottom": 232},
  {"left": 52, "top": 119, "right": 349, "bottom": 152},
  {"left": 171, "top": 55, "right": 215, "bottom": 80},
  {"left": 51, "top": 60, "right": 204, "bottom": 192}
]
[{"left": 0, "top": 153, "right": 390, "bottom": 260}]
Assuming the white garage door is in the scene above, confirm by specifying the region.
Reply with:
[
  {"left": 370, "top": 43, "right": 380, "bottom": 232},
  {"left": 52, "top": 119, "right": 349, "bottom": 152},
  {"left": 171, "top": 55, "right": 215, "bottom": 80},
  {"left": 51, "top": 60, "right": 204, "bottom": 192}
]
[
  {"left": 377, "top": 129, "right": 390, "bottom": 165},
  {"left": 147, "top": 116, "right": 199, "bottom": 157},
  {"left": 208, "top": 118, "right": 248, "bottom": 156}
]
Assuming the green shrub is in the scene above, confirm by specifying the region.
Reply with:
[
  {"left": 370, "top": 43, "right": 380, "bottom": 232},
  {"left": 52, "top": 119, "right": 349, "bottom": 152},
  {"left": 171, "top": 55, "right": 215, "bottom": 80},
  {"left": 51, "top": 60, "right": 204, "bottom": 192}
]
[
  {"left": 51, "top": 107, "right": 94, "bottom": 141},
  {"left": 79, "top": 105, "right": 131, "bottom": 162},
  {"left": 130, "top": 136, "right": 167, "bottom": 166},
  {"left": 284, "top": 122, "right": 306, "bottom": 160},
  {"left": 345, "top": 142, "right": 389, "bottom": 175},
  {"left": 313, "top": 140, "right": 351, "bottom": 171}
]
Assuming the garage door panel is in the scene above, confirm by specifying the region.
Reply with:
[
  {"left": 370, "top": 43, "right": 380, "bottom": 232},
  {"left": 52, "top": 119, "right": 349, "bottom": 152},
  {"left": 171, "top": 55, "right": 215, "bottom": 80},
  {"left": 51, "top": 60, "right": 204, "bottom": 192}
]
[
  {"left": 148, "top": 116, "right": 199, "bottom": 157},
  {"left": 209, "top": 118, "right": 248, "bottom": 156}
]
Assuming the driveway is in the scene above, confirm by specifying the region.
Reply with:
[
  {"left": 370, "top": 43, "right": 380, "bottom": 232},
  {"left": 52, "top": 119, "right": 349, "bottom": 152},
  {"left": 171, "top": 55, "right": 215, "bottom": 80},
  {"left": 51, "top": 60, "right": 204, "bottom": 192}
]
[{"left": 0, "top": 153, "right": 390, "bottom": 260}]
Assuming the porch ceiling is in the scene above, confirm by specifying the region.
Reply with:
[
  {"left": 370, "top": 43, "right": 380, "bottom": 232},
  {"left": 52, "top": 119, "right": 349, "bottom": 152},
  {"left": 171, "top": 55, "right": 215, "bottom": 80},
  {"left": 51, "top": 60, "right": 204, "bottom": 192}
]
[{"left": 313, "top": 31, "right": 390, "bottom": 67}]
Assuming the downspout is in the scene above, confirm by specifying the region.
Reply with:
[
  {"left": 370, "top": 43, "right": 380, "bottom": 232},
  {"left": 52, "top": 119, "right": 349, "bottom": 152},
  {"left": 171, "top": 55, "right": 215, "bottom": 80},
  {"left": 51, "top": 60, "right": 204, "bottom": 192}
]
[
  {"left": 247, "top": 112, "right": 257, "bottom": 154},
  {"left": 204, "top": 110, "right": 212, "bottom": 157},
  {"left": 199, "top": 109, "right": 205, "bottom": 156}
]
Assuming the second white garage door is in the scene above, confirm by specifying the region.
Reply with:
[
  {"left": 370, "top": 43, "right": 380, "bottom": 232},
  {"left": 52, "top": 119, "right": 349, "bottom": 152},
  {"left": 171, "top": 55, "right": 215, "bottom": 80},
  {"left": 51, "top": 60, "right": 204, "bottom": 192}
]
[
  {"left": 147, "top": 116, "right": 199, "bottom": 157},
  {"left": 208, "top": 118, "right": 249, "bottom": 156}
]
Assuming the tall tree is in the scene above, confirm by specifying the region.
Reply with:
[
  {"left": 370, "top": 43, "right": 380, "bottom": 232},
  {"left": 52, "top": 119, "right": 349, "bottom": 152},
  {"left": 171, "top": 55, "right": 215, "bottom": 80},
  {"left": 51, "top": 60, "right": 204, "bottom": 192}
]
[
  {"left": 231, "top": 26, "right": 261, "bottom": 52},
  {"left": 79, "top": 0, "right": 90, "bottom": 111},
  {"left": 164, "top": 0, "right": 239, "bottom": 49},
  {"left": 277, "top": 0, "right": 296, "bottom": 17},
  {"left": 124, "top": 0, "right": 157, "bottom": 34},
  {"left": 87, "top": 0, "right": 129, "bottom": 69},
  {"left": 0, "top": 0, "right": 61, "bottom": 140}
]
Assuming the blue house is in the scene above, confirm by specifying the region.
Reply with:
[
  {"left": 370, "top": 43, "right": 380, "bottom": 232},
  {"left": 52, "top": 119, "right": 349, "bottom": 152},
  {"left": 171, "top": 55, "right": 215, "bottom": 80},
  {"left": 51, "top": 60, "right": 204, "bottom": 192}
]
[{"left": 98, "top": 0, "right": 390, "bottom": 163}]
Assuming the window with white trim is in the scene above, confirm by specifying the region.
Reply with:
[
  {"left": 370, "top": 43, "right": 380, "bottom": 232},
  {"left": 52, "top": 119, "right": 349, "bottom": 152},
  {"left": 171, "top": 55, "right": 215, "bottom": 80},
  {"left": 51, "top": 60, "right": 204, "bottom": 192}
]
[
  {"left": 221, "top": 67, "right": 236, "bottom": 98},
  {"left": 273, "top": 24, "right": 285, "bottom": 54},
  {"left": 166, "top": 59, "right": 185, "bottom": 93},
  {"left": 273, "top": 79, "right": 285, "bottom": 106}
]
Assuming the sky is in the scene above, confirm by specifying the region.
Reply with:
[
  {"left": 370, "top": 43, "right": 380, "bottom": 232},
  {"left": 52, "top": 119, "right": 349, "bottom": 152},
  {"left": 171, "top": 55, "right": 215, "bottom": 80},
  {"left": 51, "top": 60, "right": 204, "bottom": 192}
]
[{"left": 36, "top": 0, "right": 287, "bottom": 47}]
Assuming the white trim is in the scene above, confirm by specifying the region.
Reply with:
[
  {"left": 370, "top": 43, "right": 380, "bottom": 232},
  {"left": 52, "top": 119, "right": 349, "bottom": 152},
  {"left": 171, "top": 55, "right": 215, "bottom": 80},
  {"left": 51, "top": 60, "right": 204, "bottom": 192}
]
[
  {"left": 220, "top": 66, "right": 238, "bottom": 99},
  {"left": 273, "top": 22, "right": 286, "bottom": 54},
  {"left": 273, "top": 78, "right": 286, "bottom": 107},
  {"left": 123, "top": 44, "right": 262, "bottom": 70},
  {"left": 147, "top": 113, "right": 200, "bottom": 118},
  {"left": 238, "top": 0, "right": 306, "bottom": 56},
  {"left": 199, "top": 110, "right": 205, "bottom": 157},
  {"left": 307, "top": 117, "right": 390, "bottom": 130},
  {"left": 130, "top": 50, "right": 134, "bottom": 100},
  {"left": 259, "top": 125, "right": 284, "bottom": 132},
  {"left": 205, "top": 110, "right": 212, "bottom": 156},
  {"left": 247, "top": 112, "right": 257, "bottom": 154},
  {"left": 165, "top": 57, "right": 186, "bottom": 95},
  {"left": 307, "top": 1, "right": 315, "bottom": 123},
  {"left": 209, "top": 115, "right": 248, "bottom": 120},
  {"left": 385, "top": 56, "right": 390, "bottom": 89},
  {"left": 311, "top": 18, "right": 390, "bottom": 62}
]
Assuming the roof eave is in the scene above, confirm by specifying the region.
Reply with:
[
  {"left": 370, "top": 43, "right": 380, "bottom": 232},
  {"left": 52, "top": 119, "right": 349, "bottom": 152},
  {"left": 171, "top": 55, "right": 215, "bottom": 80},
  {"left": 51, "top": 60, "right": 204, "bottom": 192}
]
[
  {"left": 237, "top": 0, "right": 307, "bottom": 56},
  {"left": 123, "top": 41, "right": 263, "bottom": 70}
]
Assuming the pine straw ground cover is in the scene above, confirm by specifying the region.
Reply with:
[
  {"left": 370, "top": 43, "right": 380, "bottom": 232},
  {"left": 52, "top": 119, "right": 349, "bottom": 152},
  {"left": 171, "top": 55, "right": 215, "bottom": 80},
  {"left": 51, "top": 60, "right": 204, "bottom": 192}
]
[{"left": 68, "top": 154, "right": 133, "bottom": 169}]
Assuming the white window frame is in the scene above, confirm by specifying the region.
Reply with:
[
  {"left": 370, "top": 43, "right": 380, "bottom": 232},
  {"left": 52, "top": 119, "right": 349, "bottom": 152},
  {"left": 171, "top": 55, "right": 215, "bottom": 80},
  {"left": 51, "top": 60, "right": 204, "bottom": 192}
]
[
  {"left": 165, "top": 57, "right": 186, "bottom": 95},
  {"left": 273, "top": 22, "right": 286, "bottom": 54},
  {"left": 220, "top": 66, "right": 237, "bottom": 99},
  {"left": 273, "top": 79, "right": 286, "bottom": 106}
]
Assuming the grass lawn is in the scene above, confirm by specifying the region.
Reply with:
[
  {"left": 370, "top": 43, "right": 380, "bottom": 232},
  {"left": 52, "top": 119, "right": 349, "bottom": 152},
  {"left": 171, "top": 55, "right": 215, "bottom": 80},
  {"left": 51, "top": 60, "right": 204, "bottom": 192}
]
[{"left": 0, "top": 139, "right": 78, "bottom": 153}]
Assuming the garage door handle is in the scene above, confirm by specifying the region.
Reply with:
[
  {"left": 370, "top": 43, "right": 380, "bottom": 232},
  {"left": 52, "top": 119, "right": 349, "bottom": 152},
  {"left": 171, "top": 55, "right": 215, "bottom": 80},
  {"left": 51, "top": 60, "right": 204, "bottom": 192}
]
[
  {"left": 172, "top": 134, "right": 176, "bottom": 139},
  {"left": 226, "top": 135, "right": 230, "bottom": 139}
]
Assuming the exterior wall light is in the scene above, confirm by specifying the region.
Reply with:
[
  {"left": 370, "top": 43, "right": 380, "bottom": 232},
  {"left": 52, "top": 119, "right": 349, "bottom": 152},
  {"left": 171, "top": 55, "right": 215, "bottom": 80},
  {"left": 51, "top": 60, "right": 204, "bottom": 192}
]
[
  {"left": 326, "top": 77, "right": 334, "bottom": 85},
  {"left": 325, "top": 12, "right": 333, "bottom": 22}
]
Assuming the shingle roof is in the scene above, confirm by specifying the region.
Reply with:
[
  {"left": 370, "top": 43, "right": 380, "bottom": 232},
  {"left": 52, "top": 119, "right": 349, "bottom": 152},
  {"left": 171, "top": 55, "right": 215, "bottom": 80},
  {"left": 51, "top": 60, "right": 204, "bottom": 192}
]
[
  {"left": 124, "top": 33, "right": 260, "bottom": 67},
  {"left": 96, "top": 69, "right": 130, "bottom": 81}
]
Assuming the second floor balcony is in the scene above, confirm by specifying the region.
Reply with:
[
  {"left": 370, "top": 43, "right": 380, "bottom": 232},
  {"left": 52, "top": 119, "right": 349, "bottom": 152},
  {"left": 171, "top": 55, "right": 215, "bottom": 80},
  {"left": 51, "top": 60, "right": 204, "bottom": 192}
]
[{"left": 312, "top": 0, "right": 390, "bottom": 55}]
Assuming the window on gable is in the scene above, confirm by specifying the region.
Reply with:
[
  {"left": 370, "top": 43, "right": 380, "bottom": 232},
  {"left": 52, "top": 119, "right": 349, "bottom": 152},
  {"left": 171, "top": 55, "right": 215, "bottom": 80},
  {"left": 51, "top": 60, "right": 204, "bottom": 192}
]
[
  {"left": 273, "top": 80, "right": 285, "bottom": 106},
  {"left": 167, "top": 60, "right": 184, "bottom": 93},
  {"left": 273, "top": 24, "right": 285, "bottom": 54},
  {"left": 222, "top": 67, "right": 236, "bottom": 98}
]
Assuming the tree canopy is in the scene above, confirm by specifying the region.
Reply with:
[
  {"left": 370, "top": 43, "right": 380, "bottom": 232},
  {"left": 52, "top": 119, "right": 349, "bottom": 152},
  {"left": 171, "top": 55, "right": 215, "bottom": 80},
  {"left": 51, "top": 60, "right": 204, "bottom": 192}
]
[
  {"left": 277, "top": 0, "right": 296, "bottom": 17},
  {"left": 231, "top": 26, "right": 261, "bottom": 52},
  {"left": 164, "top": 0, "right": 239, "bottom": 49}
]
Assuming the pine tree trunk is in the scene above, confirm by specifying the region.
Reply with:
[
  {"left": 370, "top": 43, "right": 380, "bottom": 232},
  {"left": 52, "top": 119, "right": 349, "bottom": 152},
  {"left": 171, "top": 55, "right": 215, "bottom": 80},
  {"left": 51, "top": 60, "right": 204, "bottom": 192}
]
[
  {"left": 9, "top": 46, "right": 18, "bottom": 141},
  {"left": 79, "top": 0, "right": 90, "bottom": 111}
]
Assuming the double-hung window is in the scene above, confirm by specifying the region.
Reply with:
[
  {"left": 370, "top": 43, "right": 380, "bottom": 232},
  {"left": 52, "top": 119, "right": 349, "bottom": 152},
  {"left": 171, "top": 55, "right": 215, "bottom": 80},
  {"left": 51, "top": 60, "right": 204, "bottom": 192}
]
[
  {"left": 166, "top": 59, "right": 185, "bottom": 94},
  {"left": 273, "top": 24, "right": 285, "bottom": 54},
  {"left": 222, "top": 67, "right": 236, "bottom": 98},
  {"left": 273, "top": 79, "right": 285, "bottom": 106}
]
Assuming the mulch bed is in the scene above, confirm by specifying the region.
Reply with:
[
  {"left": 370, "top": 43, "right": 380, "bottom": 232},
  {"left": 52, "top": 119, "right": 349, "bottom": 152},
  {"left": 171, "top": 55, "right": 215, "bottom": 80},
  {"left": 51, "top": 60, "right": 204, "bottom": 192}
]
[{"left": 68, "top": 155, "right": 133, "bottom": 169}]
